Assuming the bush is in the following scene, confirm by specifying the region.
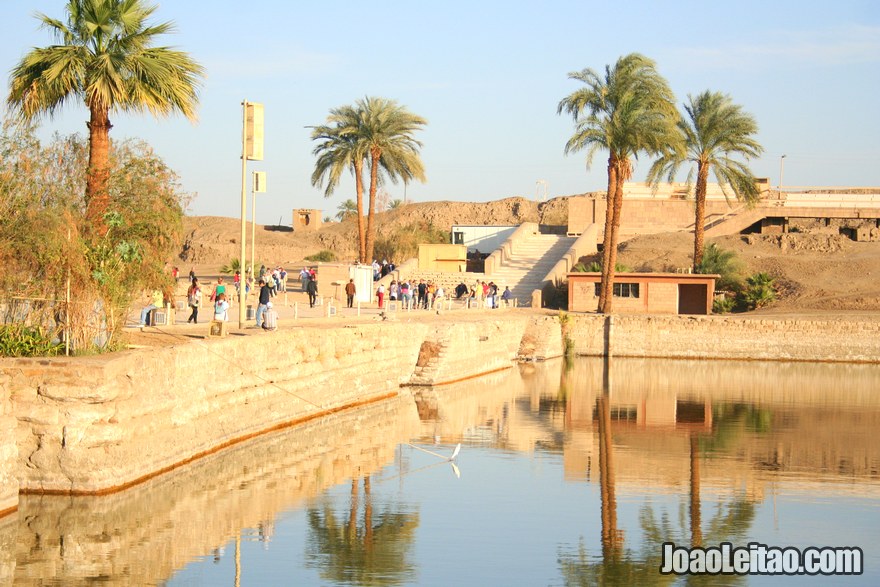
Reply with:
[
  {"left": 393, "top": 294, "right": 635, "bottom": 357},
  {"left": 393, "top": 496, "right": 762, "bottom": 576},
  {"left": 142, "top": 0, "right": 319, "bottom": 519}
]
[
  {"left": 697, "top": 243, "right": 745, "bottom": 291},
  {"left": 713, "top": 295, "right": 736, "bottom": 314},
  {"left": 0, "top": 324, "right": 63, "bottom": 357},
  {"left": 372, "top": 221, "right": 448, "bottom": 262},
  {"left": 305, "top": 250, "right": 337, "bottom": 262},
  {"left": 742, "top": 272, "right": 776, "bottom": 309}
]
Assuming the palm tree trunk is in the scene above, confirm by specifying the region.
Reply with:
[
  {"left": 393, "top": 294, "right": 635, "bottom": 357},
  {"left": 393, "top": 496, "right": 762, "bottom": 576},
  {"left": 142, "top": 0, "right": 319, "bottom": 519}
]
[
  {"left": 690, "top": 434, "right": 703, "bottom": 547},
  {"left": 85, "top": 104, "right": 112, "bottom": 236},
  {"left": 365, "top": 149, "right": 380, "bottom": 263},
  {"left": 598, "top": 393, "right": 620, "bottom": 558},
  {"left": 601, "top": 160, "right": 625, "bottom": 313},
  {"left": 354, "top": 161, "right": 366, "bottom": 263},
  {"left": 693, "top": 162, "right": 710, "bottom": 271},
  {"left": 598, "top": 157, "right": 618, "bottom": 312}
]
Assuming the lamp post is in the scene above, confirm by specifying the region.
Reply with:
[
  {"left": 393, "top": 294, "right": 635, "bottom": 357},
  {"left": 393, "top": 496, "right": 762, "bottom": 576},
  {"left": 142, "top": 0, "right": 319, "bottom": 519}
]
[{"left": 779, "top": 154, "right": 786, "bottom": 192}]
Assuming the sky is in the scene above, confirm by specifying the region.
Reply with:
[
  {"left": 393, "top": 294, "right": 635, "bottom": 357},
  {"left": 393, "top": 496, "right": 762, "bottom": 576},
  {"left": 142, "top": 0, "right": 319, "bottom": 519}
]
[{"left": 1, "top": 1, "right": 879, "bottom": 224}]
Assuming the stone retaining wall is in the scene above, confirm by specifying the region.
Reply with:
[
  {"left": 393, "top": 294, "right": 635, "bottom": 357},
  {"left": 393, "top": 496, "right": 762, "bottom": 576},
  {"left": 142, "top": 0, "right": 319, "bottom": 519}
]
[
  {"left": 409, "top": 315, "right": 530, "bottom": 385},
  {"left": 2, "top": 322, "right": 429, "bottom": 495},
  {"left": 0, "top": 372, "right": 15, "bottom": 515},
  {"left": 568, "top": 314, "right": 880, "bottom": 362}
]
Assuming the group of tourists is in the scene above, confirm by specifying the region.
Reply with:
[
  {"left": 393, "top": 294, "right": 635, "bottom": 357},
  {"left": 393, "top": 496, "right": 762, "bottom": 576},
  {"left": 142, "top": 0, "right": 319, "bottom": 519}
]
[{"left": 371, "top": 278, "right": 512, "bottom": 310}]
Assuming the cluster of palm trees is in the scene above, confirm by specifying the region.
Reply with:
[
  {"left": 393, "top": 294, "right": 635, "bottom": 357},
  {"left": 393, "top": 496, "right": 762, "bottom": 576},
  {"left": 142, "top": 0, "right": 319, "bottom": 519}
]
[
  {"left": 7, "top": 2, "right": 762, "bottom": 315},
  {"left": 559, "top": 53, "right": 763, "bottom": 313},
  {"left": 310, "top": 97, "right": 426, "bottom": 264}
]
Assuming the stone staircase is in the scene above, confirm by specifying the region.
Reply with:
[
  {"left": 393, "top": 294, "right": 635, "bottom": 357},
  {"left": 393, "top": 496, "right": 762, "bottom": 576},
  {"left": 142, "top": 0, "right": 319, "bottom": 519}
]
[
  {"left": 383, "top": 232, "right": 577, "bottom": 307},
  {"left": 488, "top": 233, "right": 576, "bottom": 304}
]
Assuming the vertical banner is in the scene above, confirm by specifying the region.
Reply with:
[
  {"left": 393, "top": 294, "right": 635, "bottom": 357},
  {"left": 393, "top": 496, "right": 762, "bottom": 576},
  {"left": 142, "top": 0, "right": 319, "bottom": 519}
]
[{"left": 245, "top": 102, "right": 264, "bottom": 161}]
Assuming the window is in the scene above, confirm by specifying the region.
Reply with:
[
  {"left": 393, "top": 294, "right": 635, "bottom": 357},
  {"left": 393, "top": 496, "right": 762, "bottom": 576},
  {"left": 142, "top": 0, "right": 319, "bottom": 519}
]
[{"left": 594, "top": 282, "right": 640, "bottom": 298}]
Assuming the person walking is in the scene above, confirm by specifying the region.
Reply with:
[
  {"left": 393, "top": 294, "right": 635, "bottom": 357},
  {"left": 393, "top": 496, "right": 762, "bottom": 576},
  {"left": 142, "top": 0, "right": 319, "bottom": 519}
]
[
  {"left": 375, "top": 283, "right": 385, "bottom": 309},
  {"left": 187, "top": 278, "right": 202, "bottom": 323},
  {"left": 306, "top": 275, "right": 318, "bottom": 308},
  {"left": 345, "top": 278, "right": 356, "bottom": 308},
  {"left": 255, "top": 278, "right": 271, "bottom": 328}
]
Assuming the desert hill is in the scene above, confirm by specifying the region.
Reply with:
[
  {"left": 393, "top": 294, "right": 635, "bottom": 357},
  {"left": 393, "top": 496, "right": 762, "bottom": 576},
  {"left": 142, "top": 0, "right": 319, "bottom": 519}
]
[{"left": 177, "top": 195, "right": 880, "bottom": 312}]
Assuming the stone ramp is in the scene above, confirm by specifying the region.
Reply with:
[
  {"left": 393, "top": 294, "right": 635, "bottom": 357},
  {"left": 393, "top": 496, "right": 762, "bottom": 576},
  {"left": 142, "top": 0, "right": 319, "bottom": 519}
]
[{"left": 488, "top": 234, "right": 577, "bottom": 304}]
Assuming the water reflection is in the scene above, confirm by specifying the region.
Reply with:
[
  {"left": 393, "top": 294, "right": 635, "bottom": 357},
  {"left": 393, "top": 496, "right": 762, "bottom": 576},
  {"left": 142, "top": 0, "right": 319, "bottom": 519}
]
[
  {"left": 3, "top": 358, "right": 879, "bottom": 585},
  {"left": 2, "top": 395, "right": 421, "bottom": 586}
]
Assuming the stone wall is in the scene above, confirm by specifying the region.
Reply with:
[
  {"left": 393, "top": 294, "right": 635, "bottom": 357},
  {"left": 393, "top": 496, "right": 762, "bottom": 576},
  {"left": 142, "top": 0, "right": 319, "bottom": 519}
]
[
  {"left": 2, "top": 322, "right": 429, "bottom": 495},
  {"left": 409, "top": 315, "right": 531, "bottom": 385},
  {"left": 568, "top": 314, "right": 880, "bottom": 362},
  {"left": 0, "top": 371, "right": 16, "bottom": 515}
]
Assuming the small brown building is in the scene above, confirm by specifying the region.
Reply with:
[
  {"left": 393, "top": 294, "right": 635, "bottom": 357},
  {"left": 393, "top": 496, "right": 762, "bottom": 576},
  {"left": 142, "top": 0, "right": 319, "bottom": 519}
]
[
  {"left": 568, "top": 272, "right": 719, "bottom": 315},
  {"left": 292, "top": 209, "right": 322, "bottom": 231}
]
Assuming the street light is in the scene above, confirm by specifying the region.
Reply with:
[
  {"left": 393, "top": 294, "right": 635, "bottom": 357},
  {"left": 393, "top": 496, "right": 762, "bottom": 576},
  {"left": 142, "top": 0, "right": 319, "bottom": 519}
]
[{"left": 779, "top": 154, "right": 786, "bottom": 192}]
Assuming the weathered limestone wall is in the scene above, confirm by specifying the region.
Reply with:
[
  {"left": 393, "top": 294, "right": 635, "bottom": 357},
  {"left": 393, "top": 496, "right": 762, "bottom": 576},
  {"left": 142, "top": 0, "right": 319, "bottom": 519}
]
[
  {"left": 568, "top": 314, "right": 880, "bottom": 362},
  {"left": 6, "top": 395, "right": 421, "bottom": 587},
  {"left": 518, "top": 314, "right": 564, "bottom": 360},
  {"left": 409, "top": 315, "right": 530, "bottom": 385},
  {"left": 0, "top": 371, "right": 16, "bottom": 514},
  {"left": 2, "top": 322, "right": 429, "bottom": 494}
]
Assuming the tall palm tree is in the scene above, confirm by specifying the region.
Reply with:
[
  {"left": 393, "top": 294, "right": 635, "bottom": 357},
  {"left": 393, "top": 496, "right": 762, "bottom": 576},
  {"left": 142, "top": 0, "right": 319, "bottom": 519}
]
[
  {"left": 648, "top": 91, "right": 763, "bottom": 271},
  {"left": 558, "top": 54, "right": 681, "bottom": 313},
  {"left": 311, "top": 105, "right": 368, "bottom": 261},
  {"left": 355, "top": 96, "right": 426, "bottom": 264},
  {"left": 7, "top": 0, "right": 204, "bottom": 236}
]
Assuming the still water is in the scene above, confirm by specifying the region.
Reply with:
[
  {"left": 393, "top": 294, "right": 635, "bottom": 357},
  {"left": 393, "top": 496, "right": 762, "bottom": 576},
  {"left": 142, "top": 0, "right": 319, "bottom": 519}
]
[{"left": 2, "top": 357, "right": 878, "bottom": 586}]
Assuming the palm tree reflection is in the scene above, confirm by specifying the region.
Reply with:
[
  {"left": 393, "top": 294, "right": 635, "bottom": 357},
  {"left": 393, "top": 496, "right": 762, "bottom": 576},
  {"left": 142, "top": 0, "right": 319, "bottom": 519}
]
[
  {"left": 305, "top": 475, "right": 419, "bottom": 586},
  {"left": 559, "top": 363, "right": 761, "bottom": 586}
]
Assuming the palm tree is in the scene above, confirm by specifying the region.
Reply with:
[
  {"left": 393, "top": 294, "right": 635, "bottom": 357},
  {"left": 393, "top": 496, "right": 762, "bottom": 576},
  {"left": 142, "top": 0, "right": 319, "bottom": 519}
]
[
  {"left": 311, "top": 105, "right": 368, "bottom": 261},
  {"left": 558, "top": 54, "right": 681, "bottom": 313},
  {"left": 335, "top": 198, "right": 358, "bottom": 221},
  {"left": 7, "top": 0, "right": 204, "bottom": 236},
  {"left": 648, "top": 91, "right": 763, "bottom": 271},
  {"left": 356, "top": 96, "right": 427, "bottom": 264}
]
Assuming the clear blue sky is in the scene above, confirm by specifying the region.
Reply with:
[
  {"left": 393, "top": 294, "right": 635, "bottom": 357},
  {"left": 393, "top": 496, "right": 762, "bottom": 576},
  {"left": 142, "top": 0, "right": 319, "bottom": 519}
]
[{"left": 2, "top": 1, "right": 879, "bottom": 224}]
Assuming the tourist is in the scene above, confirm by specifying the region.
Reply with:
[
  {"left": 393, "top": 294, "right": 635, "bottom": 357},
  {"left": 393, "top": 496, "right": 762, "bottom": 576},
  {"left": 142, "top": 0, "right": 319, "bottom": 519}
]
[
  {"left": 488, "top": 281, "right": 498, "bottom": 308},
  {"left": 211, "top": 277, "right": 226, "bottom": 302},
  {"left": 306, "top": 275, "right": 318, "bottom": 308},
  {"left": 376, "top": 283, "right": 385, "bottom": 309},
  {"left": 213, "top": 292, "right": 229, "bottom": 321},
  {"left": 189, "top": 267, "right": 196, "bottom": 283},
  {"left": 300, "top": 267, "right": 310, "bottom": 291},
  {"left": 278, "top": 267, "right": 287, "bottom": 292},
  {"left": 187, "top": 278, "right": 202, "bottom": 323},
  {"left": 434, "top": 285, "right": 445, "bottom": 310},
  {"left": 345, "top": 278, "right": 356, "bottom": 308},
  {"left": 427, "top": 281, "right": 436, "bottom": 309},
  {"left": 233, "top": 270, "right": 241, "bottom": 294},
  {"left": 455, "top": 281, "right": 468, "bottom": 299},
  {"left": 400, "top": 280, "right": 412, "bottom": 309},
  {"left": 501, "top": 286, "right": 513, "bottom": 307},
  {"left": 417, "top": 279, "right": 427, "bottom": 309},
  {"left": 255, "top": 278, "right": 271, "bottom": 328},
  {"left": 389, "top": 280, "right": 399, "bottom": 301},
  {"left": 138, "top": 289, "right": 164, "bottom": 327}
]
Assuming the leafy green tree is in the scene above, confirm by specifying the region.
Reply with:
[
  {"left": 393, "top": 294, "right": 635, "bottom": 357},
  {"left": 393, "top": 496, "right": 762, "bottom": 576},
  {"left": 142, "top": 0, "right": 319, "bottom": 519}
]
[
  {"left": 0, "top": 120, "right": 186, "bottom": 352},
  {"left": 558, "top": 54, "right": 681, "bottom": 313},
  {"left": 7, "top": 0, "right": 204, "bottom": 236},
  {"left": 311, "top": 106, "right": 368, "bottom": 260},
  {"left": 648, "top": 91, "right": 763, "bottom": 270}
]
